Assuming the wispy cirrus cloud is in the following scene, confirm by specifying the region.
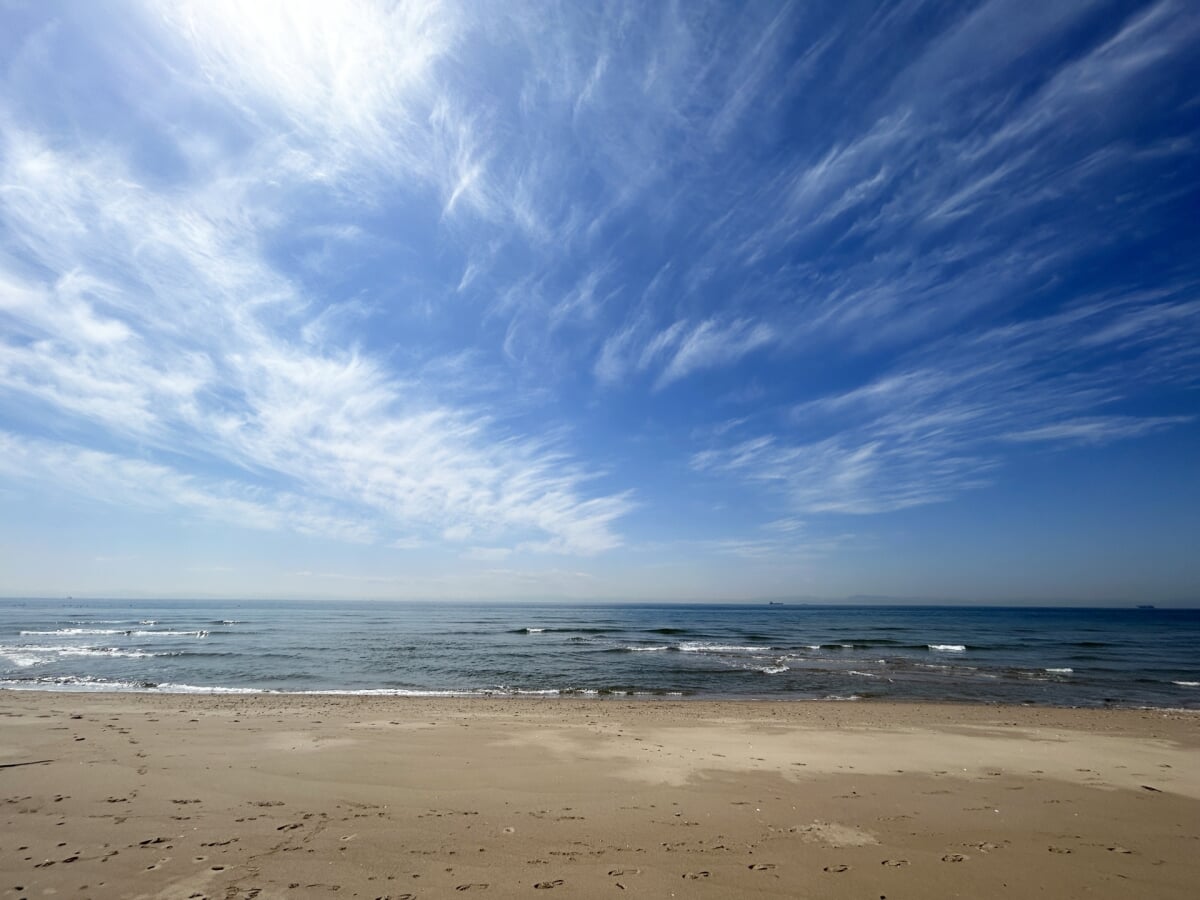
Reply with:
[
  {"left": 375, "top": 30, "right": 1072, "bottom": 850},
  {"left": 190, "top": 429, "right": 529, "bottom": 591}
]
[
  {"left": 0, "top": 118, "right": 631, "bottom": 555},
  {"left": 151, "top": 0, "right": 484, "bottom": 211},
  {"left": 693, "top": 285, "right": 1199, "bottom": 515},
  {"left": 595, "top": 315, "right": 775, "bottom": 389},
  {"left": 0, "top": 432, "right": 374, "bottom": 543}
]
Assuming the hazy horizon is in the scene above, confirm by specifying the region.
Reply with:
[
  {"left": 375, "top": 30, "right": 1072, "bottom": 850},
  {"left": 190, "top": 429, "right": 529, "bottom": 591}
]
[
  {"left": 1, "top": 594, "right": 1194, "bottom": 610},
  {"left": 1, "top": 1, "right": 1197, "bottom": 603}
]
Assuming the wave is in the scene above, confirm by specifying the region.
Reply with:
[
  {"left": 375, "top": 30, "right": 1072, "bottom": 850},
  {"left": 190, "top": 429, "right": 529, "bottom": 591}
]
[
  {"left": 134, "top": 630, "right": 209, "bottom": 637},
  {"left": 0, "top": 648, "right": 43, "bottom": 667},
  {"left": 21, "top": 628, "right": 126, "bottom": 636},
  {"left": 2, "top": 643, "right": 181, "bottom": 666},
  {"left": 1173, "top": 681, "right": 1199, "bottom": 687},
  {"left": 678, "top": 642, "right": 770, "bottom": 653},
  {"left": 602, "top": 641, "right": 770, "bottom": 654},
  {"left": 508, "top": 627, "right": 621, "bottom": 635},
  {"left": 928, "top": 644, "right": 966, "bottom": 652},
  {"left": 623, "top": 645, "right": 671, "bottom": 652},
  {"left": 0, "top": 675, "right": 158, "bottom": 691},
  {"left": 1045, "top": 668, "right": 1073, "bottom": 674},
  {"left": 29, "top": 645, "right": 164, "bottom": 659},
  {"left": 19, "top": 628, "right": 209, "bottom": 638}
]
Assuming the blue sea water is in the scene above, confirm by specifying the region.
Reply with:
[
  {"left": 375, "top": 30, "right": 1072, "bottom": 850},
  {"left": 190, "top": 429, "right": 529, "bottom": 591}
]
[{"left": 0, "top": 600, "right": 1197, "bottom": 708}]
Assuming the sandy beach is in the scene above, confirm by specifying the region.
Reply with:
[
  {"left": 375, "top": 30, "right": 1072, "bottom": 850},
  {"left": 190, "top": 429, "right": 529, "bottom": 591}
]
[{"left": 1, "top": 694, "right": 1197, "bottom": 899}]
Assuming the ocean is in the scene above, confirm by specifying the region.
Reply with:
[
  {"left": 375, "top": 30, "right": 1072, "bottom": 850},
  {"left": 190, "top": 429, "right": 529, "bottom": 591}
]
[{"left": 0, "top": 599, "right": 1196, "bottom": 708}]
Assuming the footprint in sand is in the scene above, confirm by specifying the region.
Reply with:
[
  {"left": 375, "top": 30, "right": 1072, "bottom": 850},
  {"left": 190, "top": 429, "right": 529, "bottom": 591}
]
[
  {"left": 1048, "top": 846, "right": 1073, "bottom": 854},
  {"left": 1107, "top": 846, "right": 1133, "bottom": 854},
  {"left": 823, "top": 864, "right": 850, "bottom": 873},
  {"left": 881, "top": 859, "right": 909, "bottom": 867},
  {"left": 534, "top": 880, "right": 565, "bottom": 889},
  {"left": 683, "top": 871, "right": 710, "bottom": 879},
  {"left": 455, "top": 885, "right": 489, "bottom": 892},
  {"left": 748, "top": 863, "right": 776, "bottom": 871},
  {"left": 608, "top": 869, "right": 640, "bottom": 876},
  {"left": 942, "top": 853, "right": 969, "bottom": 863}
]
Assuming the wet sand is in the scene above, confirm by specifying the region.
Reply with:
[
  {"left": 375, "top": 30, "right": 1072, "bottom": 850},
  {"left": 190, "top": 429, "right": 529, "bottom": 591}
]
[{"left": 1, "top": 693, "right": 1197, "bottom": 899}]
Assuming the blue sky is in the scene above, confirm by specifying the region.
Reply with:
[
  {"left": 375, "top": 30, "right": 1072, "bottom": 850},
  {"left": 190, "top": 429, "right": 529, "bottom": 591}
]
[{"left": 0, "top": 0, "right": 1197, "bottom": 603}]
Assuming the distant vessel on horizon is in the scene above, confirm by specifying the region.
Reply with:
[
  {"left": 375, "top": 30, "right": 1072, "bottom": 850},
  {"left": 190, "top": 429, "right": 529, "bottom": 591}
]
[{"left": 1137, "top": 604, "right": 1155, "bottom": 609}]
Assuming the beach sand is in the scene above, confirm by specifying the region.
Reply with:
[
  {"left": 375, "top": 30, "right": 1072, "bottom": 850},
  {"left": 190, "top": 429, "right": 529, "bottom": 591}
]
[{"left": 1, "top": 694, "right": 1197, "bottom": 899}]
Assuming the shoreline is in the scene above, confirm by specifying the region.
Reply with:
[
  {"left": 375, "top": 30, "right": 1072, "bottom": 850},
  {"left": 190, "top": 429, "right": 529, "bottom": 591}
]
[
  {"left": 3, "top": 684, "right": 1199, "bottom": 712},
  {"left": 2, "top": 692, "right": 1198, "bottom": 897}
]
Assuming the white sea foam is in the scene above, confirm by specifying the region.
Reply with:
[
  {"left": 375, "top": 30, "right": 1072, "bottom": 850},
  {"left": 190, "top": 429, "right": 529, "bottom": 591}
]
[
  {"left": 625, "top": 645, "right": 670, "bottom": 652},
  {"left": 21, "top": 628, "right": 126, "bottom": 636},
  {"left": 139, "top": 620, "right": 157, "bottom": 625},
  {"left": 761, "top": 665, "right": 788, "bottom": 675},
  {"left": 295, "top": 696, "right": 482, "bottom": 700},
  {"left": 928, "top": 644, "right": 966, "bottom": 652},
  {"left": 0, "top": 676, "right": 152, "bottom": 692},
  {"left": 62, "top": 647, "right": 160, "bottom": 659},
  {"left": 23, "top": 628, "right": 207, "bottom": 637},
  {"left": 8, "top": 645, "right": 163, "bottom": 659},
  {"left": 0, "top": 678, "right": 689, "bottom": 698},
  {"left": 848, "top": 670, "right": 880, "bottom": 678},
  {"left": 0, "top": 648, "right": 44, "bottom": 667},
  {"left": 1173, "top": 681, "right": 1199, "bottom": 687},
  {"left": 678, "top": 642, "right": 769, "bottom": 653},
  {"left": 156, "top": 683, "right": 265, "bottom": 694},
  {"left": 133, "top": 630, "right": 209, "bottom": 637},
  {"left": 1045, "top": 668, "right": 1073, "bottom": 674}
]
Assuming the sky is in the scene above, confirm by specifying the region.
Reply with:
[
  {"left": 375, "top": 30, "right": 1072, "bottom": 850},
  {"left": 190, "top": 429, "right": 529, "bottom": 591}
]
[{"left": 0, "top": 0, "right": 1197, "bottom": 604}]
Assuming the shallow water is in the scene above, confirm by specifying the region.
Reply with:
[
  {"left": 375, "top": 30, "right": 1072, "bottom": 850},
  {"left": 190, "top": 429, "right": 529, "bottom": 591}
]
[{"left": 1, "top": 599, "right": 1196, "bottom": 708}]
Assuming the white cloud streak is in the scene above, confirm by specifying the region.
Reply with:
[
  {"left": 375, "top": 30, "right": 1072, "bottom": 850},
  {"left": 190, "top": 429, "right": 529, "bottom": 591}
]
[
  {"left": 693, "top": 286, "right": 1200, "bottom": 515},
  {"left": 0, "top": 120, "right": 632, "bottom": 555},
  {"left": 0, "top": 432, "right": 373, "bottom": 543}
]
